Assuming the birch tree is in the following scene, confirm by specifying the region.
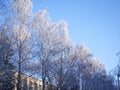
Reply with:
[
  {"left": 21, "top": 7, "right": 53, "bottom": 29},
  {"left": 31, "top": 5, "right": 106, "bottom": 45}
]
[
  {"left": 49, "top": 21, "right": 73, "bottom": 90},
  {"left": 10, "top": 0, "right": 32, "bottom": 89},
  {"left": 31, "top": 10, "right": 60, "bottom": 90},
  {"left": 0, "top": 28, "right": 15, "bottom": 90},
  {"left": 73, "top": 44, "right": 92, "bottom": 90}
]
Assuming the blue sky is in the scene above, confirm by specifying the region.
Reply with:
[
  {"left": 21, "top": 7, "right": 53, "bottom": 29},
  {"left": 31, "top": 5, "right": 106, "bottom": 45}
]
[{"left": 33, "top": 0, "right": 120, "bottom": 72}]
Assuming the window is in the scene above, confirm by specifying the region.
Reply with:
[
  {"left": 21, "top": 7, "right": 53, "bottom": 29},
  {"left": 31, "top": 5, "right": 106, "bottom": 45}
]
[
  {"left": 34, "top": 83, "right": 37, "bottom": 90},
  {"left": 29, "top": 82, "right": 33, "bottom": 90},
  {"left": 23, "top": 79, "right": 27, "bottom": 90}
]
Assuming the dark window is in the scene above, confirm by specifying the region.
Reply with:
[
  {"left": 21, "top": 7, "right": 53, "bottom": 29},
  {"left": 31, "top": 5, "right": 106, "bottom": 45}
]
[
  {"left": 23, "top": 79, "right": 27, "bottom": 90},
  {"left": 29, "top": 82, "right": 33, "bottom": 90},
  {"left": 34, "top": 83, "right": 37, "bottom": 90}
]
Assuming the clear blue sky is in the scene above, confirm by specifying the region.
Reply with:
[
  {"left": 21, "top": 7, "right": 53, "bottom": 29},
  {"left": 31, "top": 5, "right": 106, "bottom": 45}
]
[{"left": 32, "top": 0, "right": 120, "bottom": 72}]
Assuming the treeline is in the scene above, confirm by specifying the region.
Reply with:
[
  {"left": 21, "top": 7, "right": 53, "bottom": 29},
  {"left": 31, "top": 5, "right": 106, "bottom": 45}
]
[{"left": 0, "top": 0, "right": 117, "bottom": 90}]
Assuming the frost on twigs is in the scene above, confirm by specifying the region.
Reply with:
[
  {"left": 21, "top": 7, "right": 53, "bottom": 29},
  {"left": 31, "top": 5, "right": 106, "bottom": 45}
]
[{"left": 12, "top": 0, "right": 32, "bottom": 20}]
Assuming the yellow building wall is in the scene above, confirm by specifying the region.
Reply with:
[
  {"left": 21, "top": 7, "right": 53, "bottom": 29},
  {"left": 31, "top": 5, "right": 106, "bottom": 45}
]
[{"left": 13, "top": 72, "right": 42, "bottom": 90}]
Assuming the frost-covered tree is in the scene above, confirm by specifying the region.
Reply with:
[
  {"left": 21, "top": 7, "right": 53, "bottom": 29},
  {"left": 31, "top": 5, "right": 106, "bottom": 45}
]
[
  {"left": 0, "top": 0, "right": 117, "bottom": 90},
  {"left": 31, "top": 9, "right": 73, "bottom": 90},
  {"left": 53, "top": 27, "right": 69, "bottom": 90},
  {"left": 31, "top": 10, "right": 59, "bottom": 90},
  {"left": 0, "top": 28, "right": 15, "bottom": 90},
  {"left": 47, "top": 20, "right": 74, "bottom": 90},
  {"left": 72, "top": 43, "right": 116, "bottom": 90},
  {"left": 73, "top": 44, "right": 93, "bottom": 90},
  {"left": 9, "top": 0, "right": 32, "bottom": 89},
  {"left": 11, "top": 25, "right": 31, "bottom": 89}
]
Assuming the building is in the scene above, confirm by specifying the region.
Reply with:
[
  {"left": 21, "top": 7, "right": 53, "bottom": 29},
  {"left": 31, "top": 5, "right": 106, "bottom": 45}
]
[
  {"left": 0, "top": 71, "right": 56, "bottom": 90},
  {"left": 13, "top": 72, "right": 56, "bottom": 90},
  {"left": 13, "top": 72, "right": 42, "bottom": 90}
]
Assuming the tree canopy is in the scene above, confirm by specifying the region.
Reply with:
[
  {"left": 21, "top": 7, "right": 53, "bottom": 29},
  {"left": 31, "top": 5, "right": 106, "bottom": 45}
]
[{"left": 0, "top": 0, "right": 118, "bottom": 90}]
